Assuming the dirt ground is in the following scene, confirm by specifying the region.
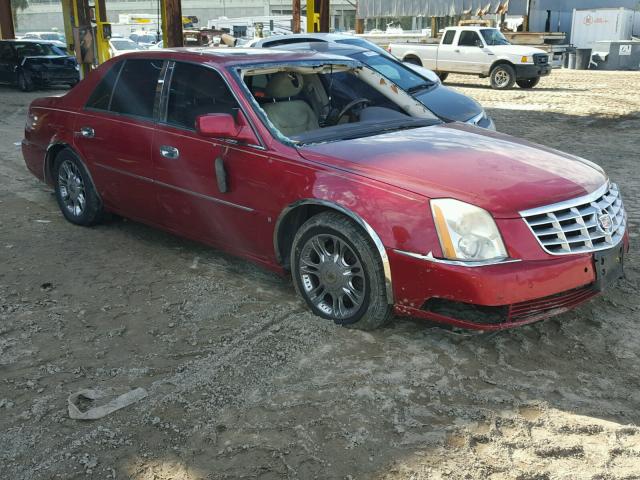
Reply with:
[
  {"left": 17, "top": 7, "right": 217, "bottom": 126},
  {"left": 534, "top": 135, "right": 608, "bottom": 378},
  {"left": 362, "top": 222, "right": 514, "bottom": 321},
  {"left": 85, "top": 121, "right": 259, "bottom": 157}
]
[{"left": 1, "top": 69, "right": 640, "bottom": 480}]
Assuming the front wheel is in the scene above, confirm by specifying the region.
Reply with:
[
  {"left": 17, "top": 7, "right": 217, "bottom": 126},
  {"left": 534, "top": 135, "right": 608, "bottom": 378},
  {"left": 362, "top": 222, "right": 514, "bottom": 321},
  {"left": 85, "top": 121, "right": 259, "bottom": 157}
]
[
  {"left": 53, "top": 149, "right": 104, "bottom": 226},
  {"left": 516, "top": 77, "right": 540, "bottom": 89},
  {"left": 436, "top": 72, "right": 449, "bottom": 82},
  {"left": 291, "top": 212, "right": 392, "bottom": 330},
  {"left": 490, "top": 64, "right": 516, "bottom": 89}
]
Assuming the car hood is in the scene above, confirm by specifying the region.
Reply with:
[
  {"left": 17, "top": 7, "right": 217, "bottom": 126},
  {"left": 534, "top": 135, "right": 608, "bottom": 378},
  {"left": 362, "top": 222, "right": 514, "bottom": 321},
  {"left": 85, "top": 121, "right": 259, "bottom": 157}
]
[
  {"left": 297, "top": 123, "right": 606, "bottom": 218},
  {"left": 22, "top": 55, "right": 77, "bottom": 67},
  {"left": 490, "top": 44, "right": 547, "bottom": 56},
  {"left": 414, "top": 84, "right": 483, "bottom": 122}
]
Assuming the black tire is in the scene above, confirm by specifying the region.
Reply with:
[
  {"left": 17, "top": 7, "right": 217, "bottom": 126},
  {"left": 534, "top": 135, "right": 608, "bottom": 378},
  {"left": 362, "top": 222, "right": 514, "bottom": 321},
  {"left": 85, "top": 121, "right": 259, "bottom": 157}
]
[
  {"left": 436, "top": 72, "right": 449, "bottom": 82},
  {"left": 490, "top": 64, "right": 516, "bottom": 89},
  {"left": 403, "top": 56, "right": 422, "bottom": 66},
  {"left": 17, "top": 71, "right": 33, "bottom": 92},
  {"left": 53, "top": 149, "right": 104, "bottom": 226},
  {"left": 291, "top": 212, "right": 392, "bottom": 330},
  {"left": 516, "top": 77, "right": 540, "bottom": 89}
]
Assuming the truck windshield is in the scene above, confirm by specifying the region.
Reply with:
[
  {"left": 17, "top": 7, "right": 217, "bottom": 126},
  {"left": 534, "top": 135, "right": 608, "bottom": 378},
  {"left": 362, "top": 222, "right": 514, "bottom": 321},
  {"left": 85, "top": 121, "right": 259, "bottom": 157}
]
[{"left": 480, "top": 29, "right": 510, "bottom": 46}]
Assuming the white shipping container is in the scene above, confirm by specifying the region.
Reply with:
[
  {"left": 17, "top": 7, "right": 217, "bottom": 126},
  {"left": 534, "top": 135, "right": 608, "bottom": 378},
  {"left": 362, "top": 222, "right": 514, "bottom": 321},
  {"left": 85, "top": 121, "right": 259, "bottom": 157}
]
[{"left": 571, "top": 8, "right": 635, "bottom": 50}]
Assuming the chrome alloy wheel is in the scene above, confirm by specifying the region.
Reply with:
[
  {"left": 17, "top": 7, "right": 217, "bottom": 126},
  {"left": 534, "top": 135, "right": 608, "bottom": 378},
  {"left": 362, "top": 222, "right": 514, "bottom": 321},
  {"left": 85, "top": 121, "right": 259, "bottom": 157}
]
[
  {"left": 57, "top": 159, "right": 86, "bottom": 217},
  {"left": 298, "top": 234, "right": 366, "bottom": 320},
  {"left": 494, "top": 69, "right": 510, "bottom": 88}
]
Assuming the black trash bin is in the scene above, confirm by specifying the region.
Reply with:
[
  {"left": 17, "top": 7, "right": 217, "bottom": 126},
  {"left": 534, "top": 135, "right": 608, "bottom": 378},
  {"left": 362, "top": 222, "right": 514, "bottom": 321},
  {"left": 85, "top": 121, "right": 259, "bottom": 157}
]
[{"left": 575, "top": 48, "right": 592, "bottom": 69}]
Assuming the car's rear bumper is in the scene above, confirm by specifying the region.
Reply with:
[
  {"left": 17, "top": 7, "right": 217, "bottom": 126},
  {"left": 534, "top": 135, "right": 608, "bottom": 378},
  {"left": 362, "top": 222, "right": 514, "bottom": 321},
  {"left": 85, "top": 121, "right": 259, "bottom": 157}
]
[
  {"left": 514, "top": 64, "right": 552, "bottom": 79},
  {"left": 389, "top": 234, "right": 628, "bottom": 330}
]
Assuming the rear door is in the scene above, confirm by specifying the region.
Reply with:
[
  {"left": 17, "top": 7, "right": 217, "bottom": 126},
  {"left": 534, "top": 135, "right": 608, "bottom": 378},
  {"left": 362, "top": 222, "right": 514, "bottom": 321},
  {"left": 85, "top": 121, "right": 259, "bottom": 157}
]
[
  {"left": 73, "top": 58, "right": 164, "bottom": 224},
  {"left": 434, "top": 29, "right": 458, "bottom": 71}
]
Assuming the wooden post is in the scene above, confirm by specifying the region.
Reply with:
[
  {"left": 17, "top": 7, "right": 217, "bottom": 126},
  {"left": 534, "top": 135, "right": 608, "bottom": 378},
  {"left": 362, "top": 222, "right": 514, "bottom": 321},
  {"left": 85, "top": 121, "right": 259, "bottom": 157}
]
[
  {"left": 319, "top": 0, "right": 330, "bottom": 33},
  {"left": 430, "top": 16, "right": 437, "bottom": 37},
  {"left": 292, "top": 0, "right": 301, "bottom": 33},
  {"left": 162, "top": 0, "right": 183, "bottom": 48},
  {"left": 0, "top": 0, "right": 16, "bottom": 39}
]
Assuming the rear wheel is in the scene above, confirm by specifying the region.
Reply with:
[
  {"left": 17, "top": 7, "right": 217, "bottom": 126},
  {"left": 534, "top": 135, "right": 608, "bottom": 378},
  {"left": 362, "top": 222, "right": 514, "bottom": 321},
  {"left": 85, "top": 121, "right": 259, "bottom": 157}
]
[
  {"left": 436, "top": 72, "right": 449, "bottom": 82},
  {"left": 17, "top": 72, "right": 33, "bottom": 92},
  {"left": 516, "top": 77, "right": 540, "bottom": 89},
  {"left": 490, "top": 64, "right": 516, "bottom": 89},
  {"left": 291, "top": 212, "right": 392, "bottom": 330},
  {"left": 53, "top": 149, "right": 104, "bottom": 226}
]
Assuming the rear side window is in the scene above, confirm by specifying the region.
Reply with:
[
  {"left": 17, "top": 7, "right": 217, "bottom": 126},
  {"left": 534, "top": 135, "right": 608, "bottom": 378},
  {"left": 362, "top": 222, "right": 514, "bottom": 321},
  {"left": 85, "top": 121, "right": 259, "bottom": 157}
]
[
  {"left": 165, "top": 62, "right": 239, "bottom": 130},
  {"left": 442, "top": 30, "right": 456, "bottom": 45},
  {"left": 109, "top": 59, "right": 163, "bottom": 119},
  {"left": 85, "top": 61, "right": 123, "bottom": 111},
  {"left": 0, "top": 42, "right": 14, "bottom": 61}
]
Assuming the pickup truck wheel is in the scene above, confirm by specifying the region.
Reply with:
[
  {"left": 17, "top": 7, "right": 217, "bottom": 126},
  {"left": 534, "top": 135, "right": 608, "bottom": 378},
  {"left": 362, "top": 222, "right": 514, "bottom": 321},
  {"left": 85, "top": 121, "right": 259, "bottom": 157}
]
[
  {"left": 291, "top": 212, "right": 392, "bottom": 330},
  {"left": 436, "top": 72, "right": 449, "bottom": 82},
  {"left": 17, "top": 72, "right": 33, "bottom": 92},
  {"left": 53, "top": 149, "right": 104, "bottom": 226},
  {"left": 490, "top": 65, "right": 516, "bottom": 89},
  {"left": 516, "top": 77, "right": 540, "bottom": 89}
]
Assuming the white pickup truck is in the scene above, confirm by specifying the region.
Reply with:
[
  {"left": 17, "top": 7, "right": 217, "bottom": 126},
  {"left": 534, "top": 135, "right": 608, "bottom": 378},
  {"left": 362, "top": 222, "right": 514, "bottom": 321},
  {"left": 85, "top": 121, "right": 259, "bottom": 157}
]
[{"left": 389, "top": 27, "right": 552, "bottom": 90}]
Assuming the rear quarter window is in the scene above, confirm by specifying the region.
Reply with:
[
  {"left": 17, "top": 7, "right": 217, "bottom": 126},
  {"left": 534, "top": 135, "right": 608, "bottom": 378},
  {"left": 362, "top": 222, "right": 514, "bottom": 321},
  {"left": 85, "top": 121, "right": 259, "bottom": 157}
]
[
  {"left": 442, "top": 30, "right": 456, "bottom": 45},
  {"left": 85, "top": 61, "right": 123, "bottom": 111}
]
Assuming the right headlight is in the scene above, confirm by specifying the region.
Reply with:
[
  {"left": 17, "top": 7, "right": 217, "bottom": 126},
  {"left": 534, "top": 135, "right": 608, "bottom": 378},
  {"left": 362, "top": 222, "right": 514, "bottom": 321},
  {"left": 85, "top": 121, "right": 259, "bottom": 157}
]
[{"left": 431, "top": 198, "right": 507, "bottom": 262}]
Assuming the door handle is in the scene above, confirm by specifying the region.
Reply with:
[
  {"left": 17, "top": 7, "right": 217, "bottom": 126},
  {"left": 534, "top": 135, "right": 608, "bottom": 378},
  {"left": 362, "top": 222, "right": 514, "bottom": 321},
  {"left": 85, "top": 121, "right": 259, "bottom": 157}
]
[
  {"left": 160, "top": 145, "right": 179, "bottom": 159},
  {"left": 454, "top": 49, "right": 460, "bottom": 53},
  {"left": 80, "top": 126, "right": 94, "bottom": 138}
]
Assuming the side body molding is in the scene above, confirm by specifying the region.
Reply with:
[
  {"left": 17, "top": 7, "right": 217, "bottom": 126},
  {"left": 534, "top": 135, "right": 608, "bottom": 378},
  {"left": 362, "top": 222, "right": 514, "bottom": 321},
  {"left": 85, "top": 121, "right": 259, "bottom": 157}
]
[{"left": 274, "top": 199, "right": 394, "bottom": 304}]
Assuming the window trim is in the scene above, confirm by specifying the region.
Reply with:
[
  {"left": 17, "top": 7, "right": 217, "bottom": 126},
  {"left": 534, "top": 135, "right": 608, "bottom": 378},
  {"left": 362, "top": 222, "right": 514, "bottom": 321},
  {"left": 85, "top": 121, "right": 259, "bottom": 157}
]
[{"left": 157, "top": 59, "right": 265, "bottom": 150}]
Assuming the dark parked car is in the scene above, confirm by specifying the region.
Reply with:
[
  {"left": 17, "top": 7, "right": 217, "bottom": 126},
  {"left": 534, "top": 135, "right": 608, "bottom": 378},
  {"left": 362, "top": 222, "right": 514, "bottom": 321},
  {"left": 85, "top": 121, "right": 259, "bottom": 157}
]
[
  {"left": 0, "top": 39, "right": 79, "bottom": 91},
  {"left": 254, "top": 38, "right": 495, "bottom": 129}
]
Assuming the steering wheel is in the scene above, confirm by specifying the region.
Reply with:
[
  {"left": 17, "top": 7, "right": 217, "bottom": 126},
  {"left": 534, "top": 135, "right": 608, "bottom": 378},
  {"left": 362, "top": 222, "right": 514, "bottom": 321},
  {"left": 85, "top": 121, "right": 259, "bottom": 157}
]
[{"left": 335, "top": 98, "right": 371, "bottom": 124}]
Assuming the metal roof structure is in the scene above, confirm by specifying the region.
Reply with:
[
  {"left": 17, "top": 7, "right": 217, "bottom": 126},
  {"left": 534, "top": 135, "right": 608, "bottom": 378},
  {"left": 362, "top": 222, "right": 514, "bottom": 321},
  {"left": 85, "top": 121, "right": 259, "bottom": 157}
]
[{"left": 356, "top": 0, "right": 529, "bottom": 18}]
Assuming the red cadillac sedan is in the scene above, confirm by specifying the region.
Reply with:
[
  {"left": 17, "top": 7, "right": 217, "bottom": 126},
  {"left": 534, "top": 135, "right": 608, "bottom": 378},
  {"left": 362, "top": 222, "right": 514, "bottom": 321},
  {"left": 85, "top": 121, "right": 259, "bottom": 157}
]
[{"left": 22, "top": 49, "right": 628, "bottom": 330}]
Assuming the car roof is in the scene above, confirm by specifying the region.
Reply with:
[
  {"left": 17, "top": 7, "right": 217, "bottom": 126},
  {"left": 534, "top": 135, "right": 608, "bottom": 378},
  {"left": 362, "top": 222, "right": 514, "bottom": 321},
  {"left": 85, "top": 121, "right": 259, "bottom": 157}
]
[
  {"left": 111, "top": 48, "right": 355, "bottom": 67},
  {"left": 1, "top": 38, "right": 59, "bottom": 44},
  {"left": 272, "top": 41, "right": 369, "bottom": 56}
]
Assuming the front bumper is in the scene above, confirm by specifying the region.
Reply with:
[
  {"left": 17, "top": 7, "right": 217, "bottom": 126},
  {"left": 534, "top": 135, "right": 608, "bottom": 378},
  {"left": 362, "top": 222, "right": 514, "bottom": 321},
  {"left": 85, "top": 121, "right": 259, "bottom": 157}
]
[
  {"left": 514, "top": 64, "right": 552, "bottom": 79},
  {"left": 389, "top": 235, "right": 628, "bottom": 330},
  {"left": 28, "top": 69, "right": 79, "bottom": 85}
]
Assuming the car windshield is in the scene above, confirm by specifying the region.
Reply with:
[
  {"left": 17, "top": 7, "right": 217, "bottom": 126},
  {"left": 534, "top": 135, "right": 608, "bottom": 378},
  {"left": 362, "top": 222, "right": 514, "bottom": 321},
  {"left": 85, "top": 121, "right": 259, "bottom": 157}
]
[
  {"left": 137, "top": 35, "right": 157, "bottom": 43},
  {"left": 112, "top": 40, "right": 141, "bottom": 51},
  {"left": 480, "top": 29, "right": 510, "bottom": 46},
  {"left": 241, "top": 62, "right": 440, "bottom": 145},
  {"left": 349, "top": 51, "right": 433, "bottom": 91},
  {"left": 14, "top": 42, "right": 59, "bottom": 57}
]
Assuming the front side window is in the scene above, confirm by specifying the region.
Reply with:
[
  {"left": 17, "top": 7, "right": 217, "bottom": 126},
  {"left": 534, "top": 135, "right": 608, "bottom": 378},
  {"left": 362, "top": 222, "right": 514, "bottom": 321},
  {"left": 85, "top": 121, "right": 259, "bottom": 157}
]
[
  {"left": 165, "top": 62, "right": 239, "bottom": 130},
  {"left": 458, "top": 31, "right": 482, "bottom": 47},
  {"left": 110, "top": 59, "right": 163, "bottom": 119},
  {"left": 85, "top": 61, "right": 123, "bottom": 111}
]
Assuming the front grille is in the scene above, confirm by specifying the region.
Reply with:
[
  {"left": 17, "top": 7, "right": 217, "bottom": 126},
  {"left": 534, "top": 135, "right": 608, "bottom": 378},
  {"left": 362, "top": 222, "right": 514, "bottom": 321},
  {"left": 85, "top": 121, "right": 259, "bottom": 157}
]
[
  {"left": 533, "top": 53, "right": 548, "bottom": 65},
  {"left": 521, "top": 183, "right": 626, "bottom": 255},
  {"left": 508, "top": 285, "right": 597, "bottom": 323}
]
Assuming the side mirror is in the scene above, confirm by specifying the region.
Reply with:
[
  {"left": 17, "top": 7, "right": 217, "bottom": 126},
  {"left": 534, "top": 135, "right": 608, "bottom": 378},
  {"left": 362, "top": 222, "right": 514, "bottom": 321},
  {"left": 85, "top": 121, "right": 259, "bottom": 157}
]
[
  {"left": 475, "top": 40, "right": 484, "bottom": 47},
  {"left": 195, "top": 111, "right": 258, "bottom": 145}
]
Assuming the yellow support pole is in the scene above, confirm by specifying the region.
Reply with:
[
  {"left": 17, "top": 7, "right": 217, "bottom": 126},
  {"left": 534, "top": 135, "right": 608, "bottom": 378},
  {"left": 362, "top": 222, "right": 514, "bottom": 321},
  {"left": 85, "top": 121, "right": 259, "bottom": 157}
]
[
  {"left": 306, "top": 0, "right": 320, "bottom": 33},
  {"left": 93, "top": 0, "right": 111, "bottom": 63}
]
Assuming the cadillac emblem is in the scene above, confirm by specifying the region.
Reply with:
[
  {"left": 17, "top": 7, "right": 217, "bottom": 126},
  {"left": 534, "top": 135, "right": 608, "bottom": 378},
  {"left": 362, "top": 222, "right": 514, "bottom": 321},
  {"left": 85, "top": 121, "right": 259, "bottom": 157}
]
[{"left": 597, "top": 211, "right": 613, "bottom": 234}]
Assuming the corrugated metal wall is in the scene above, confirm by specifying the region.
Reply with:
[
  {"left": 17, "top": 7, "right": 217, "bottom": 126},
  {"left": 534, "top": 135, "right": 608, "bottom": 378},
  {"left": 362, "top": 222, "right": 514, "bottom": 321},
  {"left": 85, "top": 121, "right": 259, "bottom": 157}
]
[{"left": 357, "top": 0, "right": 528, "bottom": 18}]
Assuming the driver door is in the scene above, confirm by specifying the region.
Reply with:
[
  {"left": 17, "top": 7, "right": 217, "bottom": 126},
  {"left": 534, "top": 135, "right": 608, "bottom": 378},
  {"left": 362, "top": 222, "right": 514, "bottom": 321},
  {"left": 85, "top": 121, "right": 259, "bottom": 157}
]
[{"left": 453, "top": 30, "right": 488, "bottom": 74}]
